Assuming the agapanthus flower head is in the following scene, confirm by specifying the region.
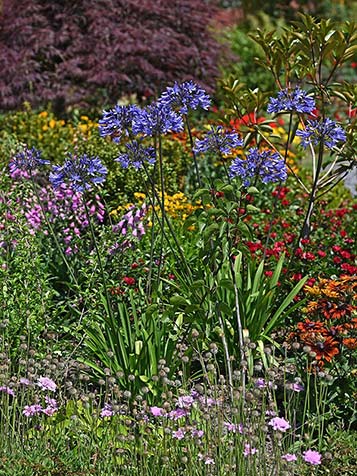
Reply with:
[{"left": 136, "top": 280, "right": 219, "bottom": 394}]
[
  {"left": 229, "top": 147, "right": 287, "bottom": 186},
  {"left": 267, "top": 87, "right": 316, "bottom": 114},
  {"left": 296, "top": 118, "right": 346, "bottom": 150},
  {"left": 193, "top": 126, "right": 243, "bottom": 155},
  {"left": 303, "top": 450, "right": 322, "bottom": 465},
  {"left": 9, "top": 146, "right": 50, "bottom": 174},
  {"left": 99, "top": 104, "right": 141, "bottom": 142},
  {"left": 132, "top": 102, "right": 184, "bottom": 136},
  {"left": 116, "top": 140, "right": 155, "bottom": 170},
  {"left": 50, "top": 154, "right": 107, "bottom": 193},
  {"left": 158, "top": 80, "right": 211, "bottom": 115}
]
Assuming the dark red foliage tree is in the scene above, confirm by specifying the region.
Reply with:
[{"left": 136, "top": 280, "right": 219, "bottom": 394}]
[{"left": 0, "top": 0, "right": 221, "bottom": 111}]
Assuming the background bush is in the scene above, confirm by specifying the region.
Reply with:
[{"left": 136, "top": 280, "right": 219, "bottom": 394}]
[{"left": 0, "top": 0, "right": 222, "bottom": 112}]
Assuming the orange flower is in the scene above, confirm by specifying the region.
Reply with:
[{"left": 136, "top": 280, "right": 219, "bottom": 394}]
[
  {"left": 309, "top": 336, "right": 340, "bottom": 364},
  {"left": 322, "top": 301, "right": 355, "bottom": 320},
  {"left": 343, "top": 338, "right": 357, "bottom": 350}
]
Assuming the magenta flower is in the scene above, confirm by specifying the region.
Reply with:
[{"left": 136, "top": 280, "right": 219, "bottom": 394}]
[
  {"left": 303, "top": 450, "right": 322, "bottom": 465},
  {"left": 37, "top": 377, "right": 57, "bottom": 392},
  {"left": 282, "top": 453, "right": 297, "bottom": 462},
  {"left": 268, "top": 416, "right": 291, "bottom": 432}
]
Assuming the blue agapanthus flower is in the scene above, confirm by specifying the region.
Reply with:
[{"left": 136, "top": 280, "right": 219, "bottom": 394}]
[
  {"left": 229, "top": 148, "right": 287, "bottom": 186},
  {"left": 116, "top": 140, "right": 156, "bottom": 170},
  {"left": 99, "top": 104, "right": 141, "bottom": 142},
  {"left": 296, "top": 118, "right": 346, "bottom": 150},
  {"left": 49, "top": 154, "right": 107, "bottom": 192},
  {"left": 132, "top": 102, "right": 184, "bottom": 137},
  {"left": 193, "top": 126, "right": 243, "bottom": 155},
  {"left": 267, "top": 87, "right": 316, "bottom": 114},
  {"left": 9, "top": 146, "right": 50, "bottom": 174},
  {"left": 158, "top": 81, "right": 211, "bottom": 115}
]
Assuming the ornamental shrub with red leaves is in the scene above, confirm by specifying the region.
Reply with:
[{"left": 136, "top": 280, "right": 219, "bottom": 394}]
[{"left": 0, "top": 0, "right": 221, "bottom": 111}]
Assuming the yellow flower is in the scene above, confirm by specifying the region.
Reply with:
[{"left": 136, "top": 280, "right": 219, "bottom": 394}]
[
  {"left": 39, "top": 111, "right": 48, "bottom": 118},
  {"left": 49, "top": 119, "right": 56, "bottom": 129}
]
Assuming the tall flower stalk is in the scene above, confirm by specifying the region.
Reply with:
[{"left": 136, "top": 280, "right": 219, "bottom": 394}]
[{"left": 9, "top": 147, "right": 78, "bottom": 285}]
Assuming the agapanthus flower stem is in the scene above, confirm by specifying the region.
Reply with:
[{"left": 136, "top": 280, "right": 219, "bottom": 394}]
[
  {"left": 141, "top": 163, "right": 193, "bottom": 282},
  {"left": 82, "top": 194, "right": 114, "bottom": 323},
  {"left": 184, "top": 115, "right": 202, "bottom": 187},
  {"left": 29, "top": 174, "right": 78, "bottom": 286},
  {"left": 262, "top": 113, "right": 293, "bottom": 260}
]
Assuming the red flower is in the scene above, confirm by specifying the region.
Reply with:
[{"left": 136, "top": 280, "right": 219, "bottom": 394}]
[
  {"left": 123, "top": 276, "right": 136, "bottom": 286},
  {"left": 317, "top": 250, "right": 326, "bottom": 258},
  {"left": 340, "top": 250, "right": 351, "bottom": 260}
]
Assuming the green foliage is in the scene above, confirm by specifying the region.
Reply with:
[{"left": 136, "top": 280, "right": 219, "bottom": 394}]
[{"left": 0, "top": 106, "right": 192, "bottom": 206}]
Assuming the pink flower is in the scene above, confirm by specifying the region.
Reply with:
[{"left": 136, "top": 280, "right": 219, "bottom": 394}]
[
  {"left": 23, "top": 404, "right": 43, "bottom": 416},
  {"left": 172, "top": 428, "right": 185, "bottom": 440},
  {"left": 0, "top": 386, "right": 15, "bottom": 396},
  {"left": 282, "top": 453, "right": 297, "bottom": 462},
  {"left": 100, "top": 404, "right": 114, "bottom": 418},
  {"left": 191, "top": 428, "right": 204, "bottom": 438},
  {"left": 177, "top": 395, "right": 194, "bottom": 408},
  {"left": 223, "top": 422, "right": 244, "bottom": 433},
  {"left": 168, "top": 408, "right": 188, "bottom": 420},
  {"left": 290, "top": 382, "right": 304, "bottom": 392},
  {"left": 150, "top": 406, "right": 164, "bottom": 417},
  {"left": 268, "top": 416, "right": 291, "bottom": 432},
  {"left": 37, "top": 377, "right": 57, "bottom": 392},
  {"left": 303, "top": 450, "right": 321, "bottom": 465},
  {"left": 198, "top": 454, "right": 215, "bottom": 465},
  {"left": 243, "top": 444, "right": 258, "bottom": 457}
]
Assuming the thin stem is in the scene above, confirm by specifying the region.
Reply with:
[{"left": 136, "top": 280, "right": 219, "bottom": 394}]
[
  {"left": 262, "top": 113, "right": 293, "bottom": 259},
  {"left": 185, "top": 115, "right": 202, "bottom": 187},
  {"left": 30, "top": 176, "right": 78, "bottom": 286},
  {"left": 229, "top": 257, "right": 246, "bottom": 402},
  {"left": 83, "top": 194, "right": 114, "bottom": 323},
  {"left": 256, "top": 127, "right": 309, "bottom": 193},
  {"left": 141, "top": 163, "right": 193, "bottom": 282}
]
